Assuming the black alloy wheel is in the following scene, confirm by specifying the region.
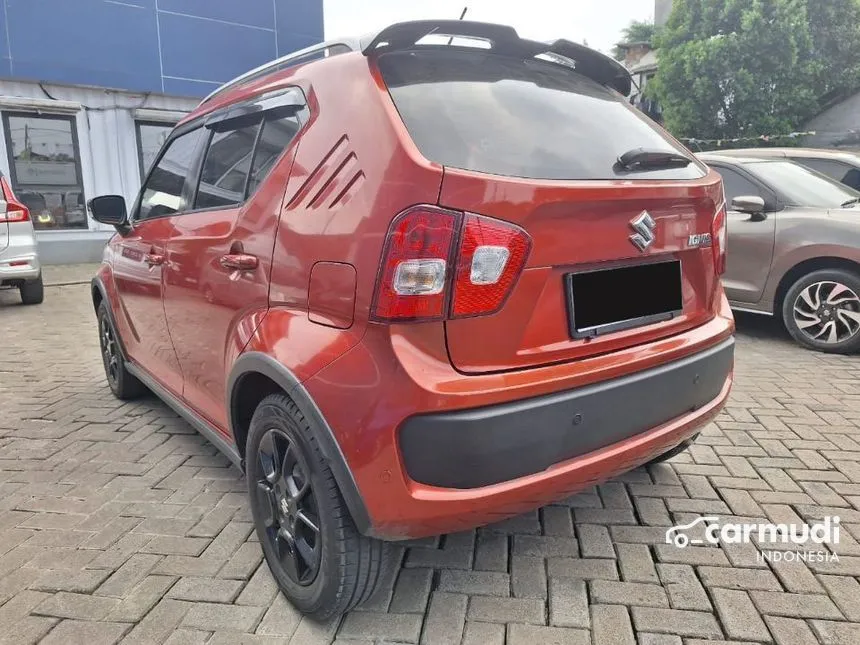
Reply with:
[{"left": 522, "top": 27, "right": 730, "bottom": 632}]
[{"left": 254, "top": 427, "right": 322, "bottom": 586}]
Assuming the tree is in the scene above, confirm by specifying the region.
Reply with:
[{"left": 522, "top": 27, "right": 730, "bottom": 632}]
[
  {"left": 650, "top": 0, "right": 860, "bottom": 142},
  {"left": 612, "top": 20, "right": 657, "bottom": 60},
  {"left": 806, "top": 0, "right": 860, "bottom": 106}
]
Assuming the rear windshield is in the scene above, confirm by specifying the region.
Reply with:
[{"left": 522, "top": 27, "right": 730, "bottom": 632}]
[{"left": 377, "top": 50, "right": 704, "bottom": 181}]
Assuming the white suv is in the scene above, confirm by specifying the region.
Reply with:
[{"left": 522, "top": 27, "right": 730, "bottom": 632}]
[{"left": 0, "top": 171, "right": 43, "bottom": 305}]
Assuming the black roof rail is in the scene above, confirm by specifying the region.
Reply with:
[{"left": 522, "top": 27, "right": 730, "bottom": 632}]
[{"left": 361, "top": 20, "right": 632, "bottom": 96}]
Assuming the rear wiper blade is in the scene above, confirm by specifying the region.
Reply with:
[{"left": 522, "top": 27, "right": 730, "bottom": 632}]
[
  {"left": 617, "top": 147, "right": 692, "bottom": 171},
  {"left": 841, "top": 197, "right": 860, "bottom": 208}
]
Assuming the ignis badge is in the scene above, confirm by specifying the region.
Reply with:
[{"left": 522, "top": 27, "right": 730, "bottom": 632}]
[{"left": 688, "top": 233, "right": 713, "bottom": 248}]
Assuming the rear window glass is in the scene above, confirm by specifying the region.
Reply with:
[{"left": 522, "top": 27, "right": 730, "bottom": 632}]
[{"left": 378, "top": 50, "right": 704, "bottom": 181}]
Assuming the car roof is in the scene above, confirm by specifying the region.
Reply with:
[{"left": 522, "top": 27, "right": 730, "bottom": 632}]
[
  {"left": 186, "top": 20, "right": 632, "bottom": 125},
  {"left": 696, "top": 153, "right": 774, "bottom": 165},
  {"left": 713, "top": 147, "right": 860, "bottom": 161}
]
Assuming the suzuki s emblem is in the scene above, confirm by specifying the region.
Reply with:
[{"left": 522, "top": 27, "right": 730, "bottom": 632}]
[{"left": 629, "top": 211, "right": 656, "bottom": 252}]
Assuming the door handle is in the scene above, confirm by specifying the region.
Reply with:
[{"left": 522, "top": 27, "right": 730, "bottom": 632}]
[
  {"left": 220, "top": 253, "right": 258, "bottom": 271},
  {"left": 145, "top": 253, "right": 165, "bottom": 267}
]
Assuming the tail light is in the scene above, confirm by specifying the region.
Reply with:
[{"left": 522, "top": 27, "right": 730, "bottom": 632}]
[
  {"left": 0, "top": 176, "right": 30, "bottom": 223},
  {"left": 372, "top": 206, "right": 458, "bottom": 321},
  {"left": 372, "top": 205, "right": 531, "bottom": 322},
  {"left": 711, "top": 201, "right": 727, "bottom": 275},
  {"left": 451, "top": 213, "right": 531, "bottom": 318}
]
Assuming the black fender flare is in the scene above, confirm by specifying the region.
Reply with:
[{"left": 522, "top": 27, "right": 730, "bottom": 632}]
[
  {"left": 227, "top": 352, "right": 373, "bottom": 536},
  {"left": 91, "top": 276, "right": 131, "bottom": 360}
]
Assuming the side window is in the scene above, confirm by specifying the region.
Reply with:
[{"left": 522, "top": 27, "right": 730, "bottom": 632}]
[
  {"left": 246, "top": 111, "right": 304, "bottom": 195},
  {"left": 714, "top": 166, "right": 763, "bottom": 205},
  {"left": 794, "top": 158, "right": 858, "bottom": 189},
  {"left": 842, "top": 168, "right": 860, "bottom": 191},
  {"left": 194, "top": 122, "right": 262, "bottom": 210},
  {"left": 137, "top": 128, "right": 205, "bottom": 221}
]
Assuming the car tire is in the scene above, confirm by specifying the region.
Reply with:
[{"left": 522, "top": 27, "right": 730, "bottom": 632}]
[
  {"left": 19, "top": 274, "right": 44, "bottom": 305},
  {"left": 97, "top": 301, "right": 146, "bottom": 400},
  {"left": 246, "top": 393, "right": 390, "bottom": 619},
  {"left": 782, "top": 269, "right": 860, "bottom": 354},
  {"left": 647, "top": 434, "right": 698, "bottom": 465}
]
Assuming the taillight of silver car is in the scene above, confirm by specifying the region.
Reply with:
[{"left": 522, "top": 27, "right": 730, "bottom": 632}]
[{"left": 0, "top": 176, "right": 30, "bottom": 223}]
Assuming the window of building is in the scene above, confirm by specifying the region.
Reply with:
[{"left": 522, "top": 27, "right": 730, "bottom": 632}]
[
  {"left": 2, "top": 112, "right": 86, "bottom": 230},
  {"left": 136, "top": 121, "right": 174, "bottom": 180},
  {"left": 194, "top": 122, "right": 261, "bottom": 210},
  {"left": 137, "top": 128, "right": 205, "bottom": 221}
]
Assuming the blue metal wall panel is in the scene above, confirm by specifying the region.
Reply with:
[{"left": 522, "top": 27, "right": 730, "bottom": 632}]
[
  {"left": 0, "top": 1, "right": 10, "bottom": 78},
  {"left": 159, "top": 0, "right": 275, "bottom": 29},
  {"left": 159, "top": 12, "right": 276, "bottom": 83},
  {"left": 0, "top": 0, "right": 324, "bottom": 96},
  {"left": 276, "top": 0, "right": 324, "bottom": 57},
  {"left": 4, "top": 0, "right": 162, "bottom": 93}
]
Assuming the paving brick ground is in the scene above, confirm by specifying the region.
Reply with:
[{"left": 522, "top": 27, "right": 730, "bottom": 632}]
[{"left": 2, "top": 283, "right": 860, "bottom": 644}]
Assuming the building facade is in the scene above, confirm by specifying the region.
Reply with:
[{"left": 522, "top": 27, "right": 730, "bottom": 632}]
[{"left": 0, "top": 0, "right": 324, "bottom": 264}]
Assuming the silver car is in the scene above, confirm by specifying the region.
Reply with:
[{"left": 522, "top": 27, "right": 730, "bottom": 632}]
[{"left": 0, "top": 171, "right": 43, "bottom": 305}]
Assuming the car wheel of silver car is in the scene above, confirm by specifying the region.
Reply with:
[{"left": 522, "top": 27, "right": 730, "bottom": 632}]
[
  {"left": 246, "top": 393, "right": 392, "bottom": 618},
  {"left": 783, "top": 269, "right": 860, "bottom": 354},
  {"left": 19, "top": 274, "right": 44, "bottom": 305},
  {"left": 97, "top": 301, "right": 147, "bottom": 400}
]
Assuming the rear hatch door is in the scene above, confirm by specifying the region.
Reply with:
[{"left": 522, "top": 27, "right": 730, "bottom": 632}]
[{"left": 378, "top": 48, "right": 724, "bottom": 373}]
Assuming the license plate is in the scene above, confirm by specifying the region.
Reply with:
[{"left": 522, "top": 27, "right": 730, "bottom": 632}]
[{"left": 566, "top": 260, "right": 683, "bottom": 339}]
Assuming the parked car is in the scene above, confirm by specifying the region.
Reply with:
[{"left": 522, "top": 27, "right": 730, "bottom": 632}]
[
  {"left": 699, "top": 153, "right": 860, "bottom": 353},
  {"left": 715, "top": 148, "right": 860, "bottom": 191},
  {"left": 88, "top": 20, "right": 735, "bottom": 617},
  {"left": 0, "top": 171, "right": 43, "bottom": 304}
]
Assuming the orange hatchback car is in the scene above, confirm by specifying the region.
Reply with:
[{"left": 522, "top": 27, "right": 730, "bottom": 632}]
[{"left": 88, "top": 21, "right": 734, "bottom": 616}]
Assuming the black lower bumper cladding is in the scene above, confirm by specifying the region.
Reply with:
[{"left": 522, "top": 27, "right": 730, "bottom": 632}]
[{"left": 399, "top": 337, "right": 734, "bottom": 489}]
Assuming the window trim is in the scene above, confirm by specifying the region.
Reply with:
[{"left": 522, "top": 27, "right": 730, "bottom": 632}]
[
  {"left": 1, "top": 110, "right": 87, "bottom": 231},
  {"left": 131, "top": 85, "right": 310, "bottom": 225}
]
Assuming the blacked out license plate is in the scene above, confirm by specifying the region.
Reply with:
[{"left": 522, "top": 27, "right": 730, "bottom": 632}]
[{"left": 566, "top": 260, "right": 683, "bottom": 339}]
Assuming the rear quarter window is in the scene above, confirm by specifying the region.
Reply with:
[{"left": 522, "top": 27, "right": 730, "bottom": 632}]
[{"left": 377, "top": 50, "right": 704, "bottom": 181}]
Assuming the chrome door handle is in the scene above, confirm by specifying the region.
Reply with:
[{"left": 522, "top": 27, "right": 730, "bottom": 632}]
[{"left": 219, "top": 254, "right": 258, "bottom": 271}]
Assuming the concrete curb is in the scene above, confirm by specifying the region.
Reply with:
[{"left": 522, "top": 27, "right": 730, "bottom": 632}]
[{"left": 45, "top": 280, "right": 92, "bottom": 287}]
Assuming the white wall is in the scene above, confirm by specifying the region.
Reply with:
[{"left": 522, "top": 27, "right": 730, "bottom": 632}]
[{"left": 0, "top": 80, "right": 199, "bottom": 263}]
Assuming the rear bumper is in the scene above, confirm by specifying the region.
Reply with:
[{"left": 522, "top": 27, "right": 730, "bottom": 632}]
[
  {"left": 0, "top": 250, "right": 41, "bottom": 282},
  {"left": 400, "top": 337, "right": 734, "bottom": 489},
  {"left": 304, "top": 292, "right": 735, "bottom": 540}
]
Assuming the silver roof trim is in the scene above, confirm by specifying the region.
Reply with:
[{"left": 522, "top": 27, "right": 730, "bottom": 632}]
[{"left": 201, "top": 38, "right": 362, "bottom": 105}]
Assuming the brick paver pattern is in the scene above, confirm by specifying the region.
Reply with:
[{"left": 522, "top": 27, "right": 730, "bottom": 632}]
[{"left": 1, "top": 284, "right": 860, "bottom": 645}]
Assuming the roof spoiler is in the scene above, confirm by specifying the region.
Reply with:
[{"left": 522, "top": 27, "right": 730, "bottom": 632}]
[
  {"left": 362, "top": 20, "right": 632, "bottom": 96},
  {"left": 202, "top": 20, "right": 632, "bottom": 107}
]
